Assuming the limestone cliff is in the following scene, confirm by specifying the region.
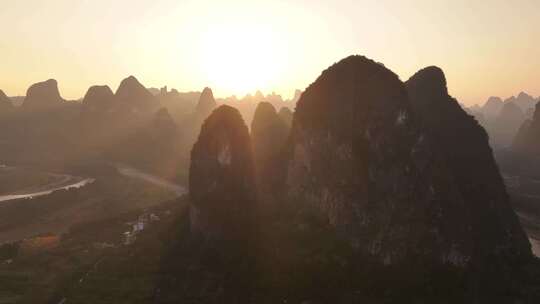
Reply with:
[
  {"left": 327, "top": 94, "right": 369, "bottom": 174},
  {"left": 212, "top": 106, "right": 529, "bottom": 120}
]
[{"left": 189, "top": 105, "right": 257, "bottom": 242}]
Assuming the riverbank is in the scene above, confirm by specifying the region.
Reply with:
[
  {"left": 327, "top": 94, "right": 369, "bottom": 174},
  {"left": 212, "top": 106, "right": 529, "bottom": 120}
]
[
  {"left": 0, "top": 167, "right": 178, "bottom": 244},
  {"left": 0, "top": 165, "right": 95, "bottom": 203},
  {"left": 0, "top": 163, "right": 187, "bottom": 204},
  {"left": 0, "top": 176, "right": 95, "bottom": 203}
]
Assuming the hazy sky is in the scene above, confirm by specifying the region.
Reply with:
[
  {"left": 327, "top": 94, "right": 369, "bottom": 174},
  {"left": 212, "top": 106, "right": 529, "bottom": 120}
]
[{"left": 0, "top": 0, "right": 539, "bottom": 105}]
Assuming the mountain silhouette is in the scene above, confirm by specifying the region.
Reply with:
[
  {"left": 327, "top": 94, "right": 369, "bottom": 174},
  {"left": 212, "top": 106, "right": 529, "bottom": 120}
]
[
  {"left": 189, "top": 105, "right": 257, "bottom": 242},
  {"left": 22, "top": 79, "right": 64, "bottom": 110},
  {"left": 195, "top": 87, "right": 217, "bottom": 118},
  {"left": 490, "top": 101, "right": 525, "bottom": 146},
  {"left": 287, "top": 55, "right": 441, "bottom": 264},
  {"left": 114, "top": 75, "right": 157, "bottom": 113},
  {"left": 81, "top": 85, "right": 115, "bottom": 116},
  {"left": 481, "top": 96, "right": 504, "bottom": 119},
  {"left": 156, "top": 87, "right": 200, "bottom": 122},
  {"left": 286, "top": 55, "right": 530, "bottom": 266},
  {"left": 0, "top": 55, "right": 537, "bottom": 303},
  {"left": 251, "top": 102, "right": 289, "bottom": 201},
  {"left": 506, "top": 92, "right": 537, "bottom": 113},
  {"left": 513, "top": 101, "right": 540, "bottom": 155},
  {"left": 406, "top": 66, "right": 530, "bottom": 262}
]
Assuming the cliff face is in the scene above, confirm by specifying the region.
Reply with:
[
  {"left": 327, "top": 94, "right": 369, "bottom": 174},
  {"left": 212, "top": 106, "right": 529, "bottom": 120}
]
[
  {"left": 286, "top": 55, "right": 438, "bottom": 264},
  {"left": 22, "top": 79, "right": 64, "bottom": 110},
  {"left": 406, "top": 66, "right": 530, "bottom": 262},
  {"left": 251, "top": 102, "right": 289, "bottom": 198},
  {"left": 285, "top": 56, "right": 530, "bottom": 266},
  {"left": 189, "top": 105, "right": 257, "bottom": 242}
]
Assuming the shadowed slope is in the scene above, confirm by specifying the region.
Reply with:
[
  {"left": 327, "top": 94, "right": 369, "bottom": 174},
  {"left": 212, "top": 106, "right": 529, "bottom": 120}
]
[
  {"left": 251, "top": 102, "right": 289, "bottom": 200},
  {"left": 406, "top": 66, "right": 531, "bottom": 261},
  {"left": 189, "top": 105, "right": 257, "bottom": 242}
]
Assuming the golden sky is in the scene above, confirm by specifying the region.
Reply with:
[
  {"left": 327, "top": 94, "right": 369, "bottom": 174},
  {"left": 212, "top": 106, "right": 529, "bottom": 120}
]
[{"left": 0, "top": 0, "right": 539, "bottom": 105}]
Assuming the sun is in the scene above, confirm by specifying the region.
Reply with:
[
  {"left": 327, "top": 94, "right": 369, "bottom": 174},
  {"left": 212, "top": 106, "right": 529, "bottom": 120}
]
[{"left": 199, "top": 23, "right": 286, "bottom": 96}]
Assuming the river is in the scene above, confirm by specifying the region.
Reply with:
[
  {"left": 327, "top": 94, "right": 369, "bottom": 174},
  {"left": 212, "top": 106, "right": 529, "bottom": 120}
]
[
  {"left": 0, "top": 176, "right": 95, "bottom": 203},
  {"left": 0, "top": 164, "right": 186, "bottom": 203}
]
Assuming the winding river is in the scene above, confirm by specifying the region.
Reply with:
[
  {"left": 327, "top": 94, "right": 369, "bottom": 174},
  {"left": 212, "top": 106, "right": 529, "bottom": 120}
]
[
  {"left": 0, "top": 164, "right": 186, "bottom": 203},
  {"left": 0, "top": 176, "right": 95, "bottom": 203}
]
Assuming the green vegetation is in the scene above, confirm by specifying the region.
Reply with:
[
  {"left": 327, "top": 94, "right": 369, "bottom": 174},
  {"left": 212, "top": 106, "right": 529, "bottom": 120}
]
[
  {"left": 19, "top": 199, "right": 537, "bottom": 304},
  {"left": 0, "top": 197, "right": 185, "bottom": 304}
]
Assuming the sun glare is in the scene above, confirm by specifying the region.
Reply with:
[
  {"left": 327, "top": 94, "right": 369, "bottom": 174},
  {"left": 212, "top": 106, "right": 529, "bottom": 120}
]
[{"left": 200, "top": 23, "right": 286, "bottom": 96}]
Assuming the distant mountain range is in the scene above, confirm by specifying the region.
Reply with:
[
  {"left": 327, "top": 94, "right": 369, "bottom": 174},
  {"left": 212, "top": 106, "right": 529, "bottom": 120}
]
[
  {"left": 1, "top": 59, "right": 539, "bottom": 302},
  {"left": 0, "top": 77, "right": 300, "bottom": 183},
  {"left": 465, "top": 92, "right": 539, "bottom": 147}
]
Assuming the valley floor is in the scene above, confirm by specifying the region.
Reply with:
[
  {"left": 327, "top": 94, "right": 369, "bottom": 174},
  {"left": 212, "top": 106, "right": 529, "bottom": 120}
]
[
  {"left": 0, "top": 164, "right": 183, "bottom": 244},
  {"left": 0, "top": 163, "right": 186, "bottom": 303},
  {"left": 1, "top": 164, "right": 540, "bottom": 303}
]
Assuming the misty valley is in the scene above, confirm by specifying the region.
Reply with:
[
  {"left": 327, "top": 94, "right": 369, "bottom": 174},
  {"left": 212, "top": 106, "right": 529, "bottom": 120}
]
[{"left": 0, "top": 55, "right": 540, "bottom": 304}]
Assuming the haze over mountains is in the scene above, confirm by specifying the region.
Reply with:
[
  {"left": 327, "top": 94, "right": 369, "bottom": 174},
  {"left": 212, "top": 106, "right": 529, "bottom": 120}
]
[
  {"left": 1, "top": 55, "right": 540, "bottom": 303},
  {"left": 466, "top": 92, "right": 540, "bottom": 147},
  {"left": 161, "top": 55, "right": 540, "bottom": 302},
  {"left": 251, "top": 101, "right": 289, "bottom": 202},
  {"left": 0, "top": 75, "right": 297, "bottom": 180},
  {"left": 514, "top": 102, "right": 540, "bottom": 155},
  {"left": 22, "top": 79, "right": 65, "bottom": 111}
]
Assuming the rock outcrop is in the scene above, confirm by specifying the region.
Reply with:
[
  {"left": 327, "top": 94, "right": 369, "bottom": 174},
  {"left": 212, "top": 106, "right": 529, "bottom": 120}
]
[
  {"left": 406, "top": 66, "right": 530, "bottom": 262},
  {"left": 285, "top": 55, "right": 530, "bottom": 266},
  {"left": 22, "top": 79, "right": 64, "bottom": 110},
  {"left": 189, "top": 105, "right": 256, "bottom": 242},
  {"left": 251, "top": 102, "right": 289, "bottom": 198}
]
